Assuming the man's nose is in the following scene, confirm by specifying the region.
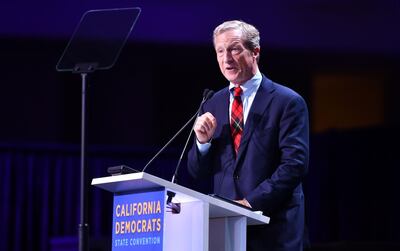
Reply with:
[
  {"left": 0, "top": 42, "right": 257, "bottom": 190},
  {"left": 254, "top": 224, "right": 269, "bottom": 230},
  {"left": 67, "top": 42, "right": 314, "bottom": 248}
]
[{"left": 223, "top": 51, "right": 233, "bottom": 63}]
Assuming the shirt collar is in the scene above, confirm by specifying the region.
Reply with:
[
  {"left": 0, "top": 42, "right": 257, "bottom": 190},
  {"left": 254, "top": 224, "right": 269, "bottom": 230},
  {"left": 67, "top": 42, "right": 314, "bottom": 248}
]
[{"left": 229, "top": 71, "right": 262, "bottom": 96}]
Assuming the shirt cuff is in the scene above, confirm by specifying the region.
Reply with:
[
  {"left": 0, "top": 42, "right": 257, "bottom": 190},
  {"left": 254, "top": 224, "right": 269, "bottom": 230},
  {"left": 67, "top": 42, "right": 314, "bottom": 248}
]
[{"left": 196, "top": 140, "right": 211, "bottom": 155}]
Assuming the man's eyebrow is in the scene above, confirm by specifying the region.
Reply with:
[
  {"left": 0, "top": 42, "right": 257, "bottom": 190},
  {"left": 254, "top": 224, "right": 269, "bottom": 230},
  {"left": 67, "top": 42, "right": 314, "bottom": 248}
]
[{"left": 227, "top": 42, "right": 242, "bottom": 49}]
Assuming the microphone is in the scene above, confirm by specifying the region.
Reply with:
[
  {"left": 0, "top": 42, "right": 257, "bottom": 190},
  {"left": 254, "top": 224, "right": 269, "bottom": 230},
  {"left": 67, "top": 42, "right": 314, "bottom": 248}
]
[
  {"left": 171, "top": 89, "right": 214, "bottom": 184},
  {"left": 142, "top": 89, "right": 214, "bottom": 173}
]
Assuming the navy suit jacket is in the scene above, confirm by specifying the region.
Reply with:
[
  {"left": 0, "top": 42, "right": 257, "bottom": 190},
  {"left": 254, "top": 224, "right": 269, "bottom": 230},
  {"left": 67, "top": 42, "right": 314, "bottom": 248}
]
[{"left": 187, "top": 75, "right": 309, "bottom": 251}]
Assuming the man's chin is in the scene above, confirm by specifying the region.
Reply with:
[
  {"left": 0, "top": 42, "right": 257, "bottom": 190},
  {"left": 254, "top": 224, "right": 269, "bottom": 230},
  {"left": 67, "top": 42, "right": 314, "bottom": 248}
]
[{"left": 224, "top": 74, "right": 239, "bottom": 83}]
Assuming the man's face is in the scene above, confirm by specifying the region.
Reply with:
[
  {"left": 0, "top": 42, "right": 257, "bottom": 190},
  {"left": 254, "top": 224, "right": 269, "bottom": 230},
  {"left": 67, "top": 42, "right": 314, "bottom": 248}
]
[{"left": 214, "top": 29, "right": 259, "bottom": 85}]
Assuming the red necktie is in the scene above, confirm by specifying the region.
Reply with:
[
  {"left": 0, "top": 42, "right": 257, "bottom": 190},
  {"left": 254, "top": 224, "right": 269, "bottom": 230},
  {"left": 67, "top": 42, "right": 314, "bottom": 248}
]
[{"left": 231, "top": 87, "right": 243, "bottom": 156}]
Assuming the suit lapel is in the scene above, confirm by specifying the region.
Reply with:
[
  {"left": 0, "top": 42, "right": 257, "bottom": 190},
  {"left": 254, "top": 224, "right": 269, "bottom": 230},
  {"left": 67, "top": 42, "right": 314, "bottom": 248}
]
[
  {"left": 217, "top": 88, "right": 235, "bottom": 158},
  {"left": 215, "top": 87, "right": 230, "bottom": 128},
  {"left": 235, "top": 76, "right": 275, "bottom": 166}
]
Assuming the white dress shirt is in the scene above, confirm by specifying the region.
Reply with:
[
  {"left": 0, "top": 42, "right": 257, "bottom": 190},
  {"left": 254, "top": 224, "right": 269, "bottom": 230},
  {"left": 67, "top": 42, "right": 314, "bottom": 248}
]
[{"left": 197, "top": 71, "right": 262, "bottom": 153}]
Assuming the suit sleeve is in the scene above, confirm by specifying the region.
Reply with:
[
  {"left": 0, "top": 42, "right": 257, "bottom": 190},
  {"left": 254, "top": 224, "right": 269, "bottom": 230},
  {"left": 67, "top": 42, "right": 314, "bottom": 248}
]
[
  {"left": 187, "top": 138, "right": 212, "bottom": 179},
  {"left": 187, "top": 107, "right": 214, "bottom": 179},
  {"left": 246, "top": 94, "right": 309, "bottom": 212}
]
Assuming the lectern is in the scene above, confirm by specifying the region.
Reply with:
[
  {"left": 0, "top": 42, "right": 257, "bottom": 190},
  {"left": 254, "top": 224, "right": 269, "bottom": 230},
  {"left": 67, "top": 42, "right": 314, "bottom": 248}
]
[{"left": 92, "top": 172, "right": 269, "bottom": 251}]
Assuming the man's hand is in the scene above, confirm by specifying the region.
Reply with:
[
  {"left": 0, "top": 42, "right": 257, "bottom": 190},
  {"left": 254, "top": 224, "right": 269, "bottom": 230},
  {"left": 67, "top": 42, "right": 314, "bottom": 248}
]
[
  {"left": 235, "top": 199, "right": 252, "bottom": 208},
  {"left": 194, "top": 112, "right": 217, "bottom": 144}
]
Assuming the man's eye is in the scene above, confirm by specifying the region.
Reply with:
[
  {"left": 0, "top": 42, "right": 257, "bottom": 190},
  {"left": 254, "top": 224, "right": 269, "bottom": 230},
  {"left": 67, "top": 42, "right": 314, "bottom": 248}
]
[{"left": 231, "top": 48, "right": 241, "bottom": 53}]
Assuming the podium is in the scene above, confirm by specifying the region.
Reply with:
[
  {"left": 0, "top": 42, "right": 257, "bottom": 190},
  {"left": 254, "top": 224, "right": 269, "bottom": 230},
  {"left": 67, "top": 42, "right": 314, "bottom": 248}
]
[{"left": 92, "top": 172, "right": 270, "bottom": 251}]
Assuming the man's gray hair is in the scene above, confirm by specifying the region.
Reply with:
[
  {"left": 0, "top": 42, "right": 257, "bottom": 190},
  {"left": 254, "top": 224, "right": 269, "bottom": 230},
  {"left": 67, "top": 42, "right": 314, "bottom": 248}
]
[{"left": 213, "top": 20, "right": 260, "bottom": 51}]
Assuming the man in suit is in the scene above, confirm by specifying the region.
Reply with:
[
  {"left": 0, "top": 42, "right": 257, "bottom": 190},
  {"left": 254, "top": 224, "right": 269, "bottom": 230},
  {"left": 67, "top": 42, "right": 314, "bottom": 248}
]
[{"left": 187, "top": 20, "right": 309, "bottom": 251}]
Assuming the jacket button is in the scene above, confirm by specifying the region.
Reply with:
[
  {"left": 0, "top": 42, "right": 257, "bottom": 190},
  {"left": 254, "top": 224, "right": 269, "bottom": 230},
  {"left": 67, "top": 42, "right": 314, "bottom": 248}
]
[{"left": 234, "top": 175, "right": 239, "bottom": 180}]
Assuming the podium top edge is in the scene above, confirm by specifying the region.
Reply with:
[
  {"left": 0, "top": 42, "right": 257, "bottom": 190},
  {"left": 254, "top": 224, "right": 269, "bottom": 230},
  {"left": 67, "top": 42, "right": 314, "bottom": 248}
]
[{"left": 91, "top": 172, "right": 270, "bottom": 225}]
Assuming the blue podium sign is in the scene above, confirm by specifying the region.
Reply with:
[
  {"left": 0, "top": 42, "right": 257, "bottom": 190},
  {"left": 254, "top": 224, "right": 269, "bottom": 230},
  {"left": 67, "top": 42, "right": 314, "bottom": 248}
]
[{"left": 112, "top": 189, "right": 165, "bottom": 251}]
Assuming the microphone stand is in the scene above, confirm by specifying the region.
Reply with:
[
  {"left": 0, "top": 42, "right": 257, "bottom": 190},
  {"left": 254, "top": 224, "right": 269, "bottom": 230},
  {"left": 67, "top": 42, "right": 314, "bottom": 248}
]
[
  {"left": 142, "top": 89, "right": 214, "bottom": 214},
  {"left": 171, "top": 89, "right": 214, "bottom": 184},
  {"left": 142, "top": 89, "right": 213, "bottom": 173},
  {"left": 141, "top": 112, "right": 199, "bottom": 173},
  {"left": 170, "top": 118, "right": 196, "bottom": 184},
  {"left": 167, "top": 90, "right": 214, "bottom": 213}
]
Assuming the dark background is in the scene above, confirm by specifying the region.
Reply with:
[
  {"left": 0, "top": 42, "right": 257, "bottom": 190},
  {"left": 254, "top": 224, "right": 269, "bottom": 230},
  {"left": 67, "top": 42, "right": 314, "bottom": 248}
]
[{"left": 1, "top": 1, "right": 400, "bottom": 250}]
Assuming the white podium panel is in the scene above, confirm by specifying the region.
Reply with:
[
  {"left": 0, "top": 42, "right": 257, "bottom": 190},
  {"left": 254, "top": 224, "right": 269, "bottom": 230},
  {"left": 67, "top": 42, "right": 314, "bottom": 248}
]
[{"left": 92, "top": 172, "right": 269, "bottom": 251}]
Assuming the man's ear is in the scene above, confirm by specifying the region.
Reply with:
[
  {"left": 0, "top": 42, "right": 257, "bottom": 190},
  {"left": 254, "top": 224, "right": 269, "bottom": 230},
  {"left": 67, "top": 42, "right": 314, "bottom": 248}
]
[{"left": 253, "top": 47, "right": 260, "bottom": 58}]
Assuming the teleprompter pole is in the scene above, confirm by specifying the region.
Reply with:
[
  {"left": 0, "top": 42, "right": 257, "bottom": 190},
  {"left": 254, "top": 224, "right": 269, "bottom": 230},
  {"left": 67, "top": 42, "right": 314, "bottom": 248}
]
[{"left": 79, "top": 72, "right": 89, "bottom": 251}]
